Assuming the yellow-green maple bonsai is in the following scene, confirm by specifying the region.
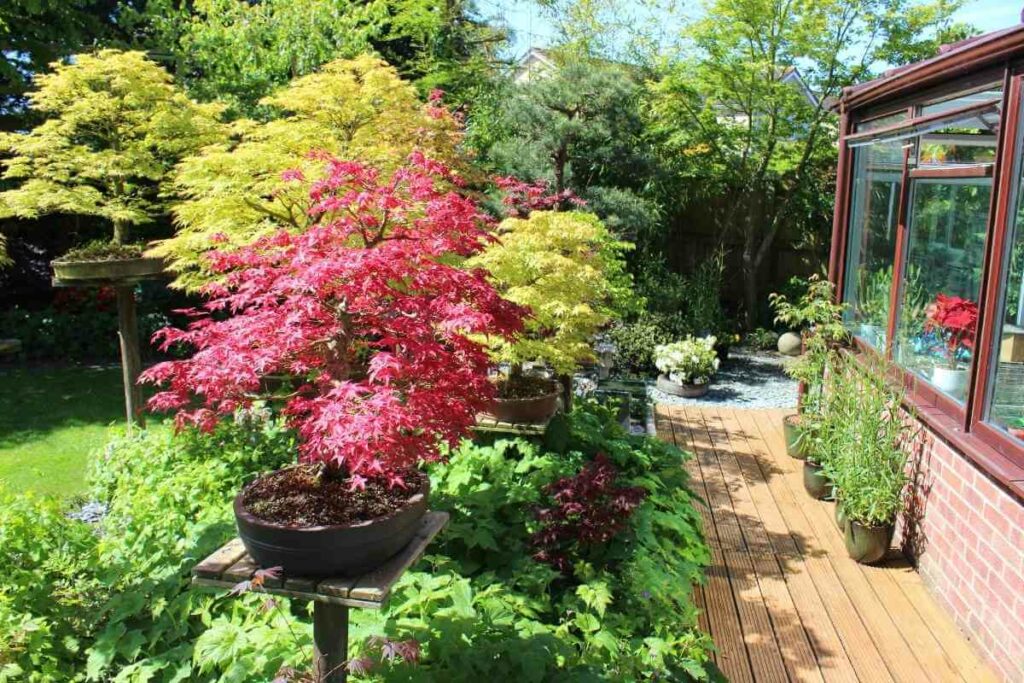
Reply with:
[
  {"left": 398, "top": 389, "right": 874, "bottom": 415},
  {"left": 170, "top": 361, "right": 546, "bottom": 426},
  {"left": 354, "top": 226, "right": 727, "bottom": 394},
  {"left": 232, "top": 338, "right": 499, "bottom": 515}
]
[
  {"left": 468, "top": 210, "right": 636, "bottom": 378},
  {"left": 152, "top": 54, "right": 472, "bottom": 289},
  {"left": 0, "top": 50, "right": 225, "bottom": 257}
]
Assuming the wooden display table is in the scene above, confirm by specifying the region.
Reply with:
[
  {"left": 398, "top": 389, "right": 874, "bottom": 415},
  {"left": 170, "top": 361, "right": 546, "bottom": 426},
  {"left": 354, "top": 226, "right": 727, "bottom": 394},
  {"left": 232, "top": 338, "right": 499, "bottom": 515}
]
[
  {"left": 473, "top": 413, "right": 552, "bottom": 436},
  {"left": 192, "top": 511, "right": 448, "bottom": 682}
]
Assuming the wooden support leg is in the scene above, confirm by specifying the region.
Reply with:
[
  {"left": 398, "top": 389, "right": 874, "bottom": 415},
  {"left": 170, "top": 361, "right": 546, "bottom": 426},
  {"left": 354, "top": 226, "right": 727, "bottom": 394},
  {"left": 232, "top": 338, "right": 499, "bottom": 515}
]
[
  {"left": 115, "top": 286, "right": 144, "bottom": 432},
  {"left": 559, "top": 374, "right": 573, "bottom": 413},
  {"left": 313, "top": 601, "right": 349, "bottom": 683}
]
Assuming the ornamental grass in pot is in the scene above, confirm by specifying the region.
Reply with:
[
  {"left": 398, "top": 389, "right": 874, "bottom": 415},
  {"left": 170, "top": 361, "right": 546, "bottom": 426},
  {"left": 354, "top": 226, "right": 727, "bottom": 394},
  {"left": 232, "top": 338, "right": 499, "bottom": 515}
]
[
  {"left": 827, "top": 358, "right": 912, "bottom": 564},
  {"left": 467, "top": 201, "right": 635, "bottom": 422},
  {"left": 142, "top": 155, "right": 525, "bottom": 577},
  {"left": 654, "top": 335, "right": 720, "bottom": 398}
]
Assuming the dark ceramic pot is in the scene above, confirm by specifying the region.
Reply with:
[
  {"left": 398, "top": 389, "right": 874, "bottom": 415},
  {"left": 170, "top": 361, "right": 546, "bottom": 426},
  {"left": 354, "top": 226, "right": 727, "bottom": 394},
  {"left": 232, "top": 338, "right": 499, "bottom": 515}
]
[
  {"left": 656, "top": 374, "right": 710, "bottom": 398},
  {"left": 234, "top": 469, "right": 429, "bottom": 578},
  {"left": 783, "top": 414, "right": 807, "bottom": 460},
  {"left": 844, "top": 520, "right": 893, "bottom": 564},
  {"left": 482, "top": 380, "right": 561, "bottom": 424},
  {"left": 802, "top": 460, "right": 830, "bottom": 499},
  {"left": 51, "top": 256, "right": 164, "bottom": 284}
]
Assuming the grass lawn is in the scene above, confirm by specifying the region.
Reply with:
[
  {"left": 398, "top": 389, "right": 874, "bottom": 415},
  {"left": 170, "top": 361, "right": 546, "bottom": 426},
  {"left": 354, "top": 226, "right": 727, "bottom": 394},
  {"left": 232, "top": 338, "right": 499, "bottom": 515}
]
[{"left": 0, "top": 365, "right": 128, "bottom": 497}]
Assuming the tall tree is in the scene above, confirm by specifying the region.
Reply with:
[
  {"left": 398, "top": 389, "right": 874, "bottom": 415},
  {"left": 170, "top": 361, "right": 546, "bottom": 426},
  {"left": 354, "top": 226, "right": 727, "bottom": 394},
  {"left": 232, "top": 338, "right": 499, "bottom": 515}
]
[{"left": 648, "top": 0, "right": 972, "bottom": 326}]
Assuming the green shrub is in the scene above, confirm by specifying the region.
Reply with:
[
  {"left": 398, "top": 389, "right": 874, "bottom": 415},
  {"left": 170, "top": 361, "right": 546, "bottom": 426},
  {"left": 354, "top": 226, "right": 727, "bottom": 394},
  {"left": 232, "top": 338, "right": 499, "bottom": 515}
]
[
  {"left": 607, "top": 312, "right": 680, "bottom": 375},
  {"left": 745, "top": 327, "right": 779, "bottom": 351},
  {"left": 0, "top": 403, "right": 711, "bottom": 681}
]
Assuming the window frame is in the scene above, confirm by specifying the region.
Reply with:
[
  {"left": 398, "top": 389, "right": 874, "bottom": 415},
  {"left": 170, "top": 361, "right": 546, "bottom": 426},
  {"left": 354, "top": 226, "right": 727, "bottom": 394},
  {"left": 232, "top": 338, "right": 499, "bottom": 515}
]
[{"left": 832, "top": 62, "right": 1024, "bottom": 497}]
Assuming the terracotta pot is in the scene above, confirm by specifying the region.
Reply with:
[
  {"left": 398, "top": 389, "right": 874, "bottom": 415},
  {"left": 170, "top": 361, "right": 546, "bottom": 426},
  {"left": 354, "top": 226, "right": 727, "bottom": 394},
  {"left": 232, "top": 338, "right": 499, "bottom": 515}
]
[
  {"left": 656, "top": 374, "right": 710, "bottom": 398},
  {"left": 844, "top": 520, "right": 893, "bottom": 565},
  {"left": 803, "top": 460, "right": 830, "bottom": 499},
  {"left": 783, "top": 414, "right": 808, "bottom": 460},
  {"left": 234, "top": 468, "right": 429, "bottom": 577},
  {"left": 51, "top": 256, "right": 164, "bottom": 284},
  {"left": 481, "top": 380, "right": 561, "bottom": 424}
]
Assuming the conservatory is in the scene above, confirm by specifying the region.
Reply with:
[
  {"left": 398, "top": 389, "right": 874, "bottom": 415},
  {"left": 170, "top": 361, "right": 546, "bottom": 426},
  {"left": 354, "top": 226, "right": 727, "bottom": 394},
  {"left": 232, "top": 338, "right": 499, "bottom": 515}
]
[{"left": 829, "top": 23, "right": 1024, "bottom": 676}]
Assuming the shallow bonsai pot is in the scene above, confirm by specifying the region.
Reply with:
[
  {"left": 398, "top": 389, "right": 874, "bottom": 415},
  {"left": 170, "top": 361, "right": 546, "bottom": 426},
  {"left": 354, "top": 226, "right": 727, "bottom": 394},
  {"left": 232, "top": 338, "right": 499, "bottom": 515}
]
[
  {"left": 802, "top": 460, "right": 830, "bottom": 499},
  {"left": 844, "top": 520, "right": 893, "bottom": 565},
  {"left": 481, "top": 380, "right": 561, "bottom": 424},
  {"left": 51, "top": 256, "right": 165, "bottom": 284},
  {"left": 234, "top": 469, "right": 429, "bottom": 578},
  {"left": 783, "top": 414, "right": 808, "bottom": 460},
  {"left": 656, "top": 374, "right": 710, "bottom": 398}
]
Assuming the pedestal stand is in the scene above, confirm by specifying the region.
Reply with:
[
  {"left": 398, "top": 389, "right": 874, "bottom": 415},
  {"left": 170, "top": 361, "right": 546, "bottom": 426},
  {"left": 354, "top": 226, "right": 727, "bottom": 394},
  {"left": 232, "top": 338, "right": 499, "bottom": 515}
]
[{"left": 191, "top": 511, "right": 448, "bottom": 682}]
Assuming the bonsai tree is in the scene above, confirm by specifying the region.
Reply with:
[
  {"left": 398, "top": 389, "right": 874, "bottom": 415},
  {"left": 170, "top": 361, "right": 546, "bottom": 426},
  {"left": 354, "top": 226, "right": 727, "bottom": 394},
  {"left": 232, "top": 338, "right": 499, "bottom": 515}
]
[
  {"left": 0, "top": 50, "right": 224, "bottom": 258},
  {"left": 153, "top": 55, "right": 470, "bottom": 290},
  {"left": 466, "top": 210, "right": 635, "bottom": 392},
  {"left": 142, "top": 153, "right": 525, "bottom": 481}
]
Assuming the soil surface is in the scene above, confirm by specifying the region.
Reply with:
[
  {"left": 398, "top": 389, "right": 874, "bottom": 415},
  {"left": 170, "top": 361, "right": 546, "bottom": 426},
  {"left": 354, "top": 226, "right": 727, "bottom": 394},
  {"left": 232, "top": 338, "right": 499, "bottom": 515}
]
[
  {"left": 242, "top": 465, "right": 426, "bottom": 527},
  {"left": 494, "top": 374, "right": 558, "bottom": 399}
]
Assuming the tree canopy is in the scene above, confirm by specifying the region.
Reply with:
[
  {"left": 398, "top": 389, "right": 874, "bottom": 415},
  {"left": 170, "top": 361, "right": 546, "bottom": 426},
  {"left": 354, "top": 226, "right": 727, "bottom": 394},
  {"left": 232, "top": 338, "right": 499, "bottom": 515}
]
[{"left": 0, "top": 50, "right": 224, "bottom": 248}]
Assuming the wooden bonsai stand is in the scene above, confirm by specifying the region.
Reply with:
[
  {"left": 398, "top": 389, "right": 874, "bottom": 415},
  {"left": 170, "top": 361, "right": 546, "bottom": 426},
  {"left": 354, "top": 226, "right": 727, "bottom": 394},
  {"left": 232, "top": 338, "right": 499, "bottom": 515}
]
[
  {"left": 51, "top": 274, "right": 153, "bottom": 431},
  {"left": 192, "top": 511, "right": 448, "bottom": 683}
]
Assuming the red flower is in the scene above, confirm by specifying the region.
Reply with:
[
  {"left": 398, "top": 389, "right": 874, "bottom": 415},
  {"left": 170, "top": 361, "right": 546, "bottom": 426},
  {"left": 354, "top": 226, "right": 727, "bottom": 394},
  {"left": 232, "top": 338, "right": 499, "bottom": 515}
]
[
  {"left": 924, "top": 294, "right": 979, "bottom": 366},
  {"left": 141, "top": 154, "right": 526, "bottom": 483}
]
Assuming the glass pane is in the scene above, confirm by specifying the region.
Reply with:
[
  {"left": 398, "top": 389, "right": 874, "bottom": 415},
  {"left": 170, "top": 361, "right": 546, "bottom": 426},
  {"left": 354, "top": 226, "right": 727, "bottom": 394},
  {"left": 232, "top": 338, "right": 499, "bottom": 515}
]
[
  {"left": 918, "top": 107, "right": 1000, "bottom": 167},
  {"left": 893, "top": 176, "right": 991, "bottom": 403},
  {"left": 986, "top": 94, "right": 1024, "bottom": 440},
  {"left": 856, "top": 110, "right": 907, "bottom": 133},
  {"left": 842, "top": 139, "right": 907, "bottom": 349},
  {"left": 921, "top": 86, "right": 1002, "bottom": 117}
]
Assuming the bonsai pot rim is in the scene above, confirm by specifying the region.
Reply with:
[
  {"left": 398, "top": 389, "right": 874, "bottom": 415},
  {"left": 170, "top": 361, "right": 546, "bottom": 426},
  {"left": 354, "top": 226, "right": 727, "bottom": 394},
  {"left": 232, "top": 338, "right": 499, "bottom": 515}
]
[
  {"left": 481, "top": 378, "right": 561, "bottom": 423},
  {"left": 234, "top": 466, "right": 429, "bottom": 533},
  {"left": 51, "top": 255, "right": 165, "bottom": 284},
  {"left": 656, "top": 374, "right": 711, "bottom": 398}
]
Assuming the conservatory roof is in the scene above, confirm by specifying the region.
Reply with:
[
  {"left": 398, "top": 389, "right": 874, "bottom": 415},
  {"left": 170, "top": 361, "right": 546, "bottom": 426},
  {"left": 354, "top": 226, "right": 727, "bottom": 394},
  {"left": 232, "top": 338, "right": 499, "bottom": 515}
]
[{"left": 838, "top": 23, "right": 1024, "bottom": 112}]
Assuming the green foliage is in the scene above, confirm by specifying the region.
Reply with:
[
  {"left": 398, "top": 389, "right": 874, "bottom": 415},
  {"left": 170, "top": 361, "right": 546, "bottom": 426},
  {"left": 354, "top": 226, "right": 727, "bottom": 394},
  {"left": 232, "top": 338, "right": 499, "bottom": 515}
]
[
  {"left": 682, "top": 249, "right": 728, "bottom": 337},
  {"left": 0, "top": 417, "right": 297, "bottom": 681},
  {"left": 153, "top": 54, "right": 469, "bottom": 290},
  {"left": 817, "top": 359, "right": 914, "bottom": 527},
  {"left": 0, "top": 50, "right": 225, "bottom": 247},
  {"left": 606, "top": 313, "right": 676, "bottom": 375},
  {"left": 746, "top": 327, "right": 779, "bottom": 351},
  {"left": 469, "top": 210, "right": 636, "bottom": 375},
  {"left": 0, "top": 401, "right": 711, "bottom": 681}
]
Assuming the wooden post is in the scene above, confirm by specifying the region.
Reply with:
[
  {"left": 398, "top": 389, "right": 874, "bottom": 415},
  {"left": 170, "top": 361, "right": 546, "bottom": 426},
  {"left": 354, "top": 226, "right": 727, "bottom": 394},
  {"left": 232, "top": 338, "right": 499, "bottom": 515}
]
[
  {"left": 313, "top": 601, "right": 349, "bottom": 683},
  {"left": 115, "top": 286, "right": 144, "bottom": 431}
]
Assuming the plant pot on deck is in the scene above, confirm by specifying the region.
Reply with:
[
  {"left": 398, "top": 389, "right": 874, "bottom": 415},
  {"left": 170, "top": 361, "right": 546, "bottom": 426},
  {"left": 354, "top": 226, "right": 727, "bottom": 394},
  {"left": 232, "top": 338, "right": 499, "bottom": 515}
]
[
  {"left": 844, "top": 520, "right": 893, "bottom": 564},
  {"left": 656, "top": 374, "right": 710, "bottom": 398},
  {"left": 835, "top": 499, "right": 848, "bottom": 531},
  {"left": 803, "top": 460, "right": 830, "bottom": 499},
  {"left": 783, "top": 414, "right": 808, "bottom": 459},
  {"left": 481, "top": 377, "right": 561, "bottom": 424},
  {"left": 234, "top": 466, "right": 430, "bottom": 577},
  {"left": 51, "top": 255, "right": 165, "bottom": 285}
]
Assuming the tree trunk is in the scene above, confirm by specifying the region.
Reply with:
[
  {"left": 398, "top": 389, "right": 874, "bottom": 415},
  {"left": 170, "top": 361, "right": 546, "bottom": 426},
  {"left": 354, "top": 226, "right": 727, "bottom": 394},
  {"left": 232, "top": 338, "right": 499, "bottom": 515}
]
[{"left": 113, "top": 218, "right": 128, "bottom": 245}]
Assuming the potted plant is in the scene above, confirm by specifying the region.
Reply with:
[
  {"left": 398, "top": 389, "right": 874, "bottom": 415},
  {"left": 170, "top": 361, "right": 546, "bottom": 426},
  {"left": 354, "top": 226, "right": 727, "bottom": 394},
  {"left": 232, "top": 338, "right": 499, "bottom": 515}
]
[
  {"left": 0, "top": 50, "right": 223, "bottom": 284},
  {"left": 654, "top": 336, "right": 720, "bottom": 398},
  {"left": 856, "top": 267, "right": 891, "bottom": 347},
  {"left": 142, "top": 155, "right": 525, "bottom": 576},
  {"left": 924, "top": 294, "right": 978, "bottom": 396},
  {"left": 467, "top": 207, "right": 635, "bottom": 423},
  {"left": 828, "top": 359, "right": 911, "bottom": 564}
]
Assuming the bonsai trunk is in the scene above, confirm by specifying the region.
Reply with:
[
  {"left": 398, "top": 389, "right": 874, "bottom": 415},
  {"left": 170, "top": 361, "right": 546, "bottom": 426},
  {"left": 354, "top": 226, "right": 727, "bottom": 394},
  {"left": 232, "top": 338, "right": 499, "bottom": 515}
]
[
  {"left": 113, "top": 219, "right": 129, "bottom": 246},
  {"left": 116, "top": 286, "right": 144, "bottom": 431}
]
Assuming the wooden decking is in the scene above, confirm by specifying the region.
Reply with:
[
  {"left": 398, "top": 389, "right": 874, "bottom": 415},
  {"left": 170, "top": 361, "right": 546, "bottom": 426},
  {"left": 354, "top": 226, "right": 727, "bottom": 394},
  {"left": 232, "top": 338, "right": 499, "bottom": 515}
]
[{"left": 655, "top": 405, "right": 998, "bottom": 683}]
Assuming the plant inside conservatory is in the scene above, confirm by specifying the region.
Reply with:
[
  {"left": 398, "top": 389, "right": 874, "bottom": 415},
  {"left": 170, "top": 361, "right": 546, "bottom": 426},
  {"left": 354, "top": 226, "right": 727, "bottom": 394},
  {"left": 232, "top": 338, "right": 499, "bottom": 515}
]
[
  {"left": 467, "top": 208, "right": 634, "bottom": 423},
  {"left": 653, "top": 336, "right": 720, "bottom": 398},
  {"left": 924, "top": 293, "right": 978, "bottom": 397},
  {"left": 142, "top": 154, "right": 525, "bottom": 576}
]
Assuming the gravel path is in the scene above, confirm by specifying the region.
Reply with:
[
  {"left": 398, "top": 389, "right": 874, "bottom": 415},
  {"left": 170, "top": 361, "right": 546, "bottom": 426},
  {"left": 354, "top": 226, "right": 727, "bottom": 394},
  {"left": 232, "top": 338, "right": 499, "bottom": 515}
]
[{"left": 650, "top": 349, "right": 798, "bottom": 409}]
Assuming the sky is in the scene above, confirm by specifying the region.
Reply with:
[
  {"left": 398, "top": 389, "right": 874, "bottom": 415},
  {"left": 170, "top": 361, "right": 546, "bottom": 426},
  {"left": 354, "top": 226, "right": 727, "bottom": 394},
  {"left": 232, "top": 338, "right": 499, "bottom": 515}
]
[{"left": 498, "top": 0, "right": 1024, "bottom": 57}]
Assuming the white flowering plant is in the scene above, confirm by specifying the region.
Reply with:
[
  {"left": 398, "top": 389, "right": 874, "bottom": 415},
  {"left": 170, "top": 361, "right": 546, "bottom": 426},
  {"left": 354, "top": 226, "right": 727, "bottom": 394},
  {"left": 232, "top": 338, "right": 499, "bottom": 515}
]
[{"left": 654, "top": 336, "right": 720, "bottom": 385}]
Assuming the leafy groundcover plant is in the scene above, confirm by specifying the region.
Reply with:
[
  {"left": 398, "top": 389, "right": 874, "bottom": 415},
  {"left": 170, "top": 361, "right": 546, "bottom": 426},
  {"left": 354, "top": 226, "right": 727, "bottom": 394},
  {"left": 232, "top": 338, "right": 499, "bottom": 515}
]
[
  {"left": 0, "top": 402, "right": 712, "bottom": 681},
  {"left": 654, "top": 336, "right": 720, "bottom": 386}
]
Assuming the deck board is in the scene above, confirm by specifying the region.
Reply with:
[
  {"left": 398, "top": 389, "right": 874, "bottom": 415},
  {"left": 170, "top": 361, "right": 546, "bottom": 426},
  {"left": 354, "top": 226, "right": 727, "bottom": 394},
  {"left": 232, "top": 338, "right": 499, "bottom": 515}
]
[{"left": 658, "top": 405, "right": 997, "bottom": 682}]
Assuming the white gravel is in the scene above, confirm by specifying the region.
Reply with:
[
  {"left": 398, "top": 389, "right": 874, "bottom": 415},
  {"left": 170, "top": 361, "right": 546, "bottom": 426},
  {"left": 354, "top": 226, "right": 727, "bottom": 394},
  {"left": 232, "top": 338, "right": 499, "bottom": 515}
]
[{"left": 649, "top": 349, "right": 798, "bottom": 409}]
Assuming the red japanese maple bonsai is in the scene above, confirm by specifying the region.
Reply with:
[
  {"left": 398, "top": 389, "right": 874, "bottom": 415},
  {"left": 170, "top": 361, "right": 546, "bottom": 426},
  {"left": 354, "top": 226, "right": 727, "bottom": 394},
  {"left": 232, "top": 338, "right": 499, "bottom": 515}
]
[
  {"left": 141, "top": 152, "right": 525, "bottom": 575},
  {"left": 924, "top": 294, "right": 978, "bottom": 369}
]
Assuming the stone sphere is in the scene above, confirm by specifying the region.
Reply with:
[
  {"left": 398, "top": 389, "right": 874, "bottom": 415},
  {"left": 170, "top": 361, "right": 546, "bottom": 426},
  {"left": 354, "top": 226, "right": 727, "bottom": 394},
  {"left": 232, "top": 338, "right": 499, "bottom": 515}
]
[{"left": 777, "top": 331, "right": 802, "bottom": 356}]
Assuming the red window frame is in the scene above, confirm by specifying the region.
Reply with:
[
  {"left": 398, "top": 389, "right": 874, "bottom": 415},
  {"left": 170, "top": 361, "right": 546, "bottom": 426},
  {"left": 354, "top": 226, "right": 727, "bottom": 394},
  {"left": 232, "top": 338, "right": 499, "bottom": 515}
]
[{"left": 830, "top": 64, "right": 1024, "bottom": 498}]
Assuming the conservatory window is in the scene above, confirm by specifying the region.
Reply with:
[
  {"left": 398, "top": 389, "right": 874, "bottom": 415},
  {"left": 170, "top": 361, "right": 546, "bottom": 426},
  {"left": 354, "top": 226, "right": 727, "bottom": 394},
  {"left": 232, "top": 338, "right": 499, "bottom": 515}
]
[{"left": 841, "top": 138, "right": 905, "bottom": 349}]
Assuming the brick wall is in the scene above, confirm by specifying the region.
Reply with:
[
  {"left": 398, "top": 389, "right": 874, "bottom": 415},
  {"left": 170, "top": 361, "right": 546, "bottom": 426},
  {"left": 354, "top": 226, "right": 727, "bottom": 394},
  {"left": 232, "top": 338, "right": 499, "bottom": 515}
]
[{"left": 897, "top": 421, "right": 1024, "bottom": 682}]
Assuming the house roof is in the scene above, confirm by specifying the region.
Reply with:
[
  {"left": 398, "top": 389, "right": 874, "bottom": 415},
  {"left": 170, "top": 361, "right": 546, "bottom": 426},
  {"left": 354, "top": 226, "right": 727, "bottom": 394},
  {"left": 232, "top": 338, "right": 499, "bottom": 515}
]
[{"left": 838, "top": 22, "right": 1024, "bottom": 112}]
